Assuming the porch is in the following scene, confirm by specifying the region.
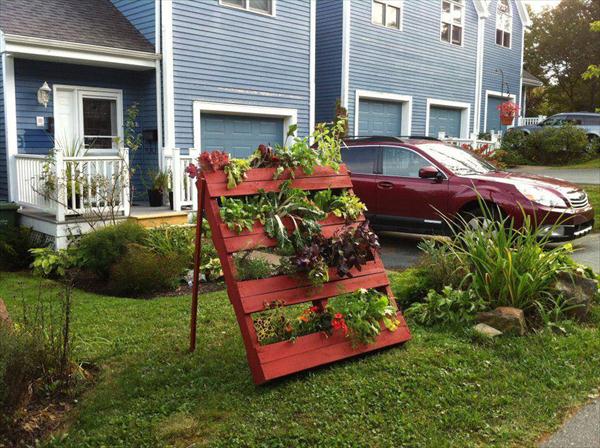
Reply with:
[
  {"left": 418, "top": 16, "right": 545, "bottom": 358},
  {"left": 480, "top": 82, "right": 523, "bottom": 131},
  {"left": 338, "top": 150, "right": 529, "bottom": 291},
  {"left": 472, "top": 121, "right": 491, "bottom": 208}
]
[{"left": 13, "top": 147, "right": 197, "bottom": 248}]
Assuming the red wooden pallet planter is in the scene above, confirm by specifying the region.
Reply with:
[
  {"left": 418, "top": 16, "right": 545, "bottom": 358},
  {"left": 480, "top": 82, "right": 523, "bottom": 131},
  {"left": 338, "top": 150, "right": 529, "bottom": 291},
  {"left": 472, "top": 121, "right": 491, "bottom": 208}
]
[{"left": 191, "top": 165, "right": 411, "bottom": 384}]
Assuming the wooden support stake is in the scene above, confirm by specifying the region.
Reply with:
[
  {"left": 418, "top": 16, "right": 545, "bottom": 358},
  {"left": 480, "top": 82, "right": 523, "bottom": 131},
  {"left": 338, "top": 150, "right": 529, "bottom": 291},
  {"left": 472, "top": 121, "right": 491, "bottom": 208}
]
[{"left": 189, "top": 176, "right": 205, "bottom": 352}]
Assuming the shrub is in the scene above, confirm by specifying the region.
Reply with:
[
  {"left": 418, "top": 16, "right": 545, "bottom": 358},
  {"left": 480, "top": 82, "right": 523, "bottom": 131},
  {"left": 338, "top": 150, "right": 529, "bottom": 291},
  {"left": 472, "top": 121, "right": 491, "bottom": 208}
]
[
  {"left": 391, "top": 267, "right": 435, "bottom": 309},
  {"left": 499, "top": 130, "right": 530, "bottom": 166},
  {"left": 145, "top": 225, "right": 195, "bottom": 266},
  {"left": 108, "top": 243, "right": 187, "bottom": 296},
  {"left": 76, "top": 221, "right": 146, "bottom": 278},
  {"left": 0, "top": 227, "right": 45, "bottom": 271},
  {"left": 405, "top": 287, "right": 486, "bottom": 326},
  {"left": 521, "top": 124, "right": 591, "bottom": 165}
]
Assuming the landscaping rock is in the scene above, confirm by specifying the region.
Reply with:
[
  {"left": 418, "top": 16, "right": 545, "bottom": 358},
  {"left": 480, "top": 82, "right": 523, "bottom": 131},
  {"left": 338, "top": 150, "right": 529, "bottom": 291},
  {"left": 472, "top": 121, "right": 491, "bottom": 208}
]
[
  {"left": 0, "top": 298, "right": 12, "bottom": 328},
  {"left": 473, "top": 323, "right": 502, "bottom": 338},
  {"left": 476, "top": 307, "right": 526, "bottom": 335},
  {"left": 552, "top": 272, "right": 598, "bottom": 321}
]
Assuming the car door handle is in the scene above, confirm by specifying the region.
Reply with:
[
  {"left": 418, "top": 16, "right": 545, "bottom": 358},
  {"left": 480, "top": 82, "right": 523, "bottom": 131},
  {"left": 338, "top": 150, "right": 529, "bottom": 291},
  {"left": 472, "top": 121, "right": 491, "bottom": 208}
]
[{"left": 377, "top": 181, "right": 394, "bottom": 190}]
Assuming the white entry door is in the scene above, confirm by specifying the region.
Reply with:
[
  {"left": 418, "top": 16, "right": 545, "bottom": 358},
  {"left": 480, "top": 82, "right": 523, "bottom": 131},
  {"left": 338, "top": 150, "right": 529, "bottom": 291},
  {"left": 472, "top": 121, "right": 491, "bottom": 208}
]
[{"left": 53, "top": 85, "right": 123, "bottom": 155}]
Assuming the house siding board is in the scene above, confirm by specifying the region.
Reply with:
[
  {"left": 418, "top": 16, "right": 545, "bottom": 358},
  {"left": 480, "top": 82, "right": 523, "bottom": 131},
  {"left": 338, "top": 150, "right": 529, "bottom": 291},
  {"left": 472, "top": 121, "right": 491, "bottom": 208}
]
[
  {"left": 110, "top": 0, "right": 156, "bottom": 45},
  {"left": 481, "top": 0, "right": 523, "bottom": 131},
  {"left": 347, "top": 0, "right": 479, "bottom": 136},
  {"left": 316, "top": 0, "right": 343, "bottom": 124},
  {"left": 0, "top": 60, "right": 6, "bottom": 200},
  {"left": 13, "top": 59, "right": 157, "bottom": 195},
  {"left": 171, "top": 0, "right": 311, "bottom": 148}
]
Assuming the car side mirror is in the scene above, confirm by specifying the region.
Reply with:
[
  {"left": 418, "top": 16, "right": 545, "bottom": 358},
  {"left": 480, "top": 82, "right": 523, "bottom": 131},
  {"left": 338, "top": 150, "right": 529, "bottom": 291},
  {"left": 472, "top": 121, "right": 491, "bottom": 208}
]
[{"left": 419, "top": 166, "right": 441, "bottom": 180}]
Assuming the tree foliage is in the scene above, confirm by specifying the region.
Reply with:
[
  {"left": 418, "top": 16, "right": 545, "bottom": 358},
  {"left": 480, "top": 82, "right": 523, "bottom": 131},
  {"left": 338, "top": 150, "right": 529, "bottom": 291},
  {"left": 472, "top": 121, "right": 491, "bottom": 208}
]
[{"left": 525, "top": 0, "right": 600, "bottom": 115}]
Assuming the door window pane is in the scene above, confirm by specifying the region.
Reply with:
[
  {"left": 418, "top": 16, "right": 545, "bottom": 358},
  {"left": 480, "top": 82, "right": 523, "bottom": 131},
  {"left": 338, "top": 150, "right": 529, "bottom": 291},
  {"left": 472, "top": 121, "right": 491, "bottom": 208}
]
[
  {"left": 341, "top": 147, "right": 377, "bottom": 174},
  {"left": 382, "top": 147, "right": 429, "bottom": 178},
  {"left": 452, "top": 25, "right": 462, "bottom": 45},
  {"left": 83, "top": 98, "right": 117, "bottom": 149}
]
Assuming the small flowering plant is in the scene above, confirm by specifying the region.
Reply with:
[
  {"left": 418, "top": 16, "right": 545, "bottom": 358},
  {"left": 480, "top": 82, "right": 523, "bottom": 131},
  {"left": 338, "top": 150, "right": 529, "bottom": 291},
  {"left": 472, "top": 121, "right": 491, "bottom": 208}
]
[{"left": 497, "top": 101, "right": 520, "bottom": 125}]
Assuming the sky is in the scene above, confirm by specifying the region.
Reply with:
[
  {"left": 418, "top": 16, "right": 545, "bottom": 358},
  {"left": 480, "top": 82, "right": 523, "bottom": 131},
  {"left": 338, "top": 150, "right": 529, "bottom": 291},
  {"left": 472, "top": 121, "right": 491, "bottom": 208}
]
[{"left": 523, "top": 0, "right": 562, "bottom": 13}]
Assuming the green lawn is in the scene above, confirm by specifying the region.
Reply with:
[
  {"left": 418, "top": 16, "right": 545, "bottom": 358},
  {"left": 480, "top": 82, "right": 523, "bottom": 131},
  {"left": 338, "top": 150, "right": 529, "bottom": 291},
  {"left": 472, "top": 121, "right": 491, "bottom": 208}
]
[
  {"left": 1, "top": 272, "right": 599, "bottom": 447},
  {"left": 581, "top": 184, "right": 600, "bottom": 231},
  {"left": 552, "top": 157, "right": 600, "bottom": 169}
]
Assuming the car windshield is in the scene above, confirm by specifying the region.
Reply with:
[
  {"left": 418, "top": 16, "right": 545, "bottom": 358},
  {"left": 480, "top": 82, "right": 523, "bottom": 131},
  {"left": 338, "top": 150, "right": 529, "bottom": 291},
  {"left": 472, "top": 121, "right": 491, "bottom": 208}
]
[{"left": 417, "top": 143, "right": 496, "bottom": 176}]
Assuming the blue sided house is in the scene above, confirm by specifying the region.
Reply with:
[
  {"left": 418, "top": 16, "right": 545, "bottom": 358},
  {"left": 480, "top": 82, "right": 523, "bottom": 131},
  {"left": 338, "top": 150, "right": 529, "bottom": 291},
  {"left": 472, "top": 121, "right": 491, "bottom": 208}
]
[
  {"left": 0, "top": 0, "right": 314, "bottom": 247},
  {"left": 1, "top": 0, "right": 531, "bottom": 248},
  {"left": 316, "top": 0, "right": 530, "bottom": 139}
]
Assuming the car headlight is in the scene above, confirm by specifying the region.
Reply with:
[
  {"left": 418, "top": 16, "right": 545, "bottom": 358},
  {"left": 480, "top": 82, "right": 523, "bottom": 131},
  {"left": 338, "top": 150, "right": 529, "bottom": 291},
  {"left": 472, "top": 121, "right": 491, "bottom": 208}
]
[{"left": 515, "top": 184, "right": 567, "bottom": 208}]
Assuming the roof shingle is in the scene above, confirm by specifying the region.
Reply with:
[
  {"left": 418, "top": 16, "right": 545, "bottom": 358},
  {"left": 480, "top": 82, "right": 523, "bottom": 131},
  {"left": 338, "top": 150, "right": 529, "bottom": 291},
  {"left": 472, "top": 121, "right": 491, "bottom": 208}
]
[{"left": 0, "top": 0, "right": 155, "bottom": 53}]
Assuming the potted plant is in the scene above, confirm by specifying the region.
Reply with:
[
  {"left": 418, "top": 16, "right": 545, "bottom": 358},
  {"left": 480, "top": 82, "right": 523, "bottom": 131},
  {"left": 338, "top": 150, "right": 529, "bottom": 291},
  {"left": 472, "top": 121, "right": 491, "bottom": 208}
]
[
  {"left": 145, "top": 169, "right": 169, "bottom": 207},
  {"left": 497, "top": 101, "right": 520, "bottom": 126}
]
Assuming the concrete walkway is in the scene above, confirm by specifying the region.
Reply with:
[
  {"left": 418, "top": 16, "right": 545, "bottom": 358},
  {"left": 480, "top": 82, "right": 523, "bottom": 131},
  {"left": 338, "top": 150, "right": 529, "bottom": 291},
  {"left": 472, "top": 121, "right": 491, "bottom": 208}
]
[
  {"left": 540, "top": 399, "right": 600, "bottom": 448},
  {"left": 510, "top": 166, "right": 600, "bottom": 185}
]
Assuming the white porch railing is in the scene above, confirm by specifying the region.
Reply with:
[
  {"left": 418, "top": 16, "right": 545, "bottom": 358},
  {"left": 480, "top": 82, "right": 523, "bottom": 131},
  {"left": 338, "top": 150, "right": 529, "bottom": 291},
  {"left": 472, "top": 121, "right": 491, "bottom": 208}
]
[
  {"left": 164, "top": 148, "right": 199, "bottom": 212},
  {"left": 15, "top": 149, "right": 130, "bottom": 222},
  {"left": 517, "top": 115, "right": 546, "bottom": 126},
  {"left": 441, "top": 132, "right": 501, "bottom": 154}
]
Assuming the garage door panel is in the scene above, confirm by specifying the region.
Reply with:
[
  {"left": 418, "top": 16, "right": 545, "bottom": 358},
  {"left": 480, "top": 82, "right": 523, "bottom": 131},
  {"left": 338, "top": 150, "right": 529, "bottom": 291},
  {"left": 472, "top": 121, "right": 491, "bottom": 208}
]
[
  {"left": 486, "top": 96, "right": 504, "bottom": 133},
  {"left": 429, "top": 106, "right": 462, "bottom": 138},
  {"left": 359, "top": 99, "right": 403, "bottom": 136},
  {"left": 201, "top": 113, "right": 284, "bottom": 159}
]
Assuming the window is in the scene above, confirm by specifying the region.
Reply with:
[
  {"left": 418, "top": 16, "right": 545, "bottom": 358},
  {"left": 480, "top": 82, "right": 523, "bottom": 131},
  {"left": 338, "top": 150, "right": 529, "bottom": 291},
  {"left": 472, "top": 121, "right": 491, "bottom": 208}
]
[
  {"left": 372, "top": 1, "right": 402, "bottom": 30},
  {"left": 496, "top": 0, "right": 512, "bottom": 47},
  {"left": 382, "top": 147, "right": 430, "bottom": 178},
  {"left": 220, "top": 0, "right": 274, "bottom": 15},
  {"left": 341, "top": 147, "right": 378, "bottom": 174},
  {"left": 82, "top": 98, "right": 118, "bottom": 149},
  {"left": 440, "top": 0, "right": 463, "bottom": 45}
]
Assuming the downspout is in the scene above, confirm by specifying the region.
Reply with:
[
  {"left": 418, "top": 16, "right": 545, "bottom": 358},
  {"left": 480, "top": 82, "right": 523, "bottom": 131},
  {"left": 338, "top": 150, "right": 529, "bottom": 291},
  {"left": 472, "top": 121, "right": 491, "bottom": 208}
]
[
  {"left": 340, "top": 0, "right": 351, "bottom": 109},
  {"left": 155, "top": 0, "right": 164, "bottom": 169},
  {"left": 473, "top": 15, "right": 486, "bottom": 136},
  {"left": 161, "top": 0, "right": 176, "bottom": 152}
]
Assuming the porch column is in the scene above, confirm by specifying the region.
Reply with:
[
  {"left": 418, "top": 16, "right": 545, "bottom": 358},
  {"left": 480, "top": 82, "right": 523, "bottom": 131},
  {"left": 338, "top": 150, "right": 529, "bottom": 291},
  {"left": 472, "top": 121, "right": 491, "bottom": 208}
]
[{"left": 2, "top": 53, "right": 18, "bottom": 202}]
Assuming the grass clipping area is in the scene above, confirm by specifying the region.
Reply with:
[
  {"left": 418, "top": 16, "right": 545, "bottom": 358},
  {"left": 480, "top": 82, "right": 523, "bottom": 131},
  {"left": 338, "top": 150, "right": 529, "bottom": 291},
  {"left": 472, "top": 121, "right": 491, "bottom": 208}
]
[{"left": 1, "top": 272, "right": 599, "bottom": 448}]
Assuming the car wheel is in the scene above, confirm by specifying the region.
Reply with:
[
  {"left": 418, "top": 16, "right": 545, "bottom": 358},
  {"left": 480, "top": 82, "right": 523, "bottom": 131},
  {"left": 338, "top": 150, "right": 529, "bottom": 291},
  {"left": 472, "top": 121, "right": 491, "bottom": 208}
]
[
  {"left": 458, "top": 205, "right": 503, "bottom": 233},
  {"left": 587, "top": 135, "right": 600, "bottom": 153}
]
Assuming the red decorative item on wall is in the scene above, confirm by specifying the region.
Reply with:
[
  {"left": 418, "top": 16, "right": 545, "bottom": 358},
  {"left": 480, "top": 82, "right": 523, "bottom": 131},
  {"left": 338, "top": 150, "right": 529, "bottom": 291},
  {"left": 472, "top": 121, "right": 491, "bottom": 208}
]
[
  {"left": 497, "top": 101, "right": 520, "bottom": 126},
  {"left": 188, "top": 164, "right": 411, "bottom": 384}
]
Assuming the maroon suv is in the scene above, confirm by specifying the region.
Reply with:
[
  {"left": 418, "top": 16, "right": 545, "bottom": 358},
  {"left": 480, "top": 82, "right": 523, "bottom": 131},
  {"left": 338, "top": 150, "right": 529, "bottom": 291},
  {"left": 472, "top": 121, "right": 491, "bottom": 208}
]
[{"left": 341, "top": 137, "right": 595, "bottom": 241}]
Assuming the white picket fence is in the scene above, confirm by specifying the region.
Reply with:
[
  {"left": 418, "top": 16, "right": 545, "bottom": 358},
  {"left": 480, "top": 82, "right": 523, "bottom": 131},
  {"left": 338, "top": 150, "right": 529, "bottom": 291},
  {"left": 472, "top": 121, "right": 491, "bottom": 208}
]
[{"left": 14, "top": 149, "right": 130, "bottom": 221}]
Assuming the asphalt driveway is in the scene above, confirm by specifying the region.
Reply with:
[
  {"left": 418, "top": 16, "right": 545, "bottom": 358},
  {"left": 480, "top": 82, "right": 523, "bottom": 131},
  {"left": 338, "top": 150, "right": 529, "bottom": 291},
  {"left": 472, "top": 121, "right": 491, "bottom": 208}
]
[
  {"left": 510, "top": 166, "right": 600, "bottom": 185},
  {"left": 379, "top": 231, "right": 600, "bottom": 273}
]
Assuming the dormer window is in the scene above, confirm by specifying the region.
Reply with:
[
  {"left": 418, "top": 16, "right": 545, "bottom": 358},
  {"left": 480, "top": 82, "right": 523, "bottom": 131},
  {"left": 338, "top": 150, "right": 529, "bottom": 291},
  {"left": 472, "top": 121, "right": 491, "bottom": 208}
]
[
  {"left": 372, "top": 1, "right": 402, "bottom": 30},
  {"left": 496, "top": 0, "right": 512, "bottom": 48},
  {"left": 440, "top": 0, "right": 464, "bottom": 46},
  {"left": 220, "top": 0, "right": 274, "bottom": 16}
]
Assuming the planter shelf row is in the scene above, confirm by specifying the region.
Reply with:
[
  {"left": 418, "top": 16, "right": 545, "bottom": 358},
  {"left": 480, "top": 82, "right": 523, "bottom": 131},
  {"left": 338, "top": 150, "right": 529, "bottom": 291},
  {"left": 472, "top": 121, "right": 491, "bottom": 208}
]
[{"left": 191, "top": 164, "right": 411, "bottom": 384}]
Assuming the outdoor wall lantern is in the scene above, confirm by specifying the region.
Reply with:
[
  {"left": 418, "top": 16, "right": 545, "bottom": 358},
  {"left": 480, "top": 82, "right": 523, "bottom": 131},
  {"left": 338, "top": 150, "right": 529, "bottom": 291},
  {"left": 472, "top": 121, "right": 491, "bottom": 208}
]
[{"left": 37, "top": 82, "right": 51, "bottom": 108}]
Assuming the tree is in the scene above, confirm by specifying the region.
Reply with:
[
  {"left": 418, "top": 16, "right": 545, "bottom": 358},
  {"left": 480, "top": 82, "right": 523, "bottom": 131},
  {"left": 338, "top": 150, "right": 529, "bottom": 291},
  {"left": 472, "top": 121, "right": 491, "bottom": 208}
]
[{"left": 525, "top": 0, "right": 600, "bottom": 115}]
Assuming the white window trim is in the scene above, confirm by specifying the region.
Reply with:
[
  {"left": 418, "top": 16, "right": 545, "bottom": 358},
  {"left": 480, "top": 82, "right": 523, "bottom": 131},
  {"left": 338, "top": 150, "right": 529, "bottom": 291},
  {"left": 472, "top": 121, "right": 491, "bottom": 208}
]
[
  {"left": 483, "top": 90, "right": 517, "bottom": 132},
  {"left": 354, "top": 90, "right": 413, "bottom": 137},
  {"left": 371, "top": 0, "right": 404, "bottom": 31},
  {"left": 495, "top": 0, "right": 513, "bottom": 49},
  {"left": 425, "top": 98, "right": 471, "bottom": 139},
  {"left": 219, "top": 0, "right": 276, "bottom": 17},
  {"left": 439, "top": 0, "right": 465, "bottom": 47},
  {"left": 52, "top": 84, "right": 124, "bottom": 156},
  {"left": 192, "top": 101, "right": 297, "bottom": 151}
]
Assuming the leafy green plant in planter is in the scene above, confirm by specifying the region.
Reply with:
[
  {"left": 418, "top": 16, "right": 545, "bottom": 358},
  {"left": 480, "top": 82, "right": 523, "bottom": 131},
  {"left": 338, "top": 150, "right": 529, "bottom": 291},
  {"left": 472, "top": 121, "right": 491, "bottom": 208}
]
[
  {"left": 220, "top": 196, "right": 258, "bottom": 234},
  {"left": 313, "top": 189, "right": 367, "bottom": 222}
]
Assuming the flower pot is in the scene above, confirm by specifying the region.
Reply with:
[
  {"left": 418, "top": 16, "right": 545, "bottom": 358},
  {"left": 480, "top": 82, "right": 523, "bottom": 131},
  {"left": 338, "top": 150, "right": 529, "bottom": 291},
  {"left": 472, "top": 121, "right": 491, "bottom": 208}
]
[
  {"left": 169, "top": 191, "right": 174, "bottom": 210},
  {"left": 147, "top": 189, "right": 163, "bottom": 207},
  {"left": 500, "top": 115, "right": 515, "bottom": 125}
]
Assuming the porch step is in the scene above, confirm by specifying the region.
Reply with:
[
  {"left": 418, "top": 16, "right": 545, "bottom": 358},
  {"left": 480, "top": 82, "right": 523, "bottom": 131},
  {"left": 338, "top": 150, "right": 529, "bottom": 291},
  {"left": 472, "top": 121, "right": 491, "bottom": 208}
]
[{"left": 129, "top": 206, "right": 191, "bottom": 228}]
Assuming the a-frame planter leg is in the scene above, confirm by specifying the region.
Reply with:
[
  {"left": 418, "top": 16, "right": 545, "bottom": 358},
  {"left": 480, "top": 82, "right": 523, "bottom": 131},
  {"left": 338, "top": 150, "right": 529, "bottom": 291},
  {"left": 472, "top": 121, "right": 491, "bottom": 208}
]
[{"left": 189, "top": 177, "right": 206, "bottom": 353}]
